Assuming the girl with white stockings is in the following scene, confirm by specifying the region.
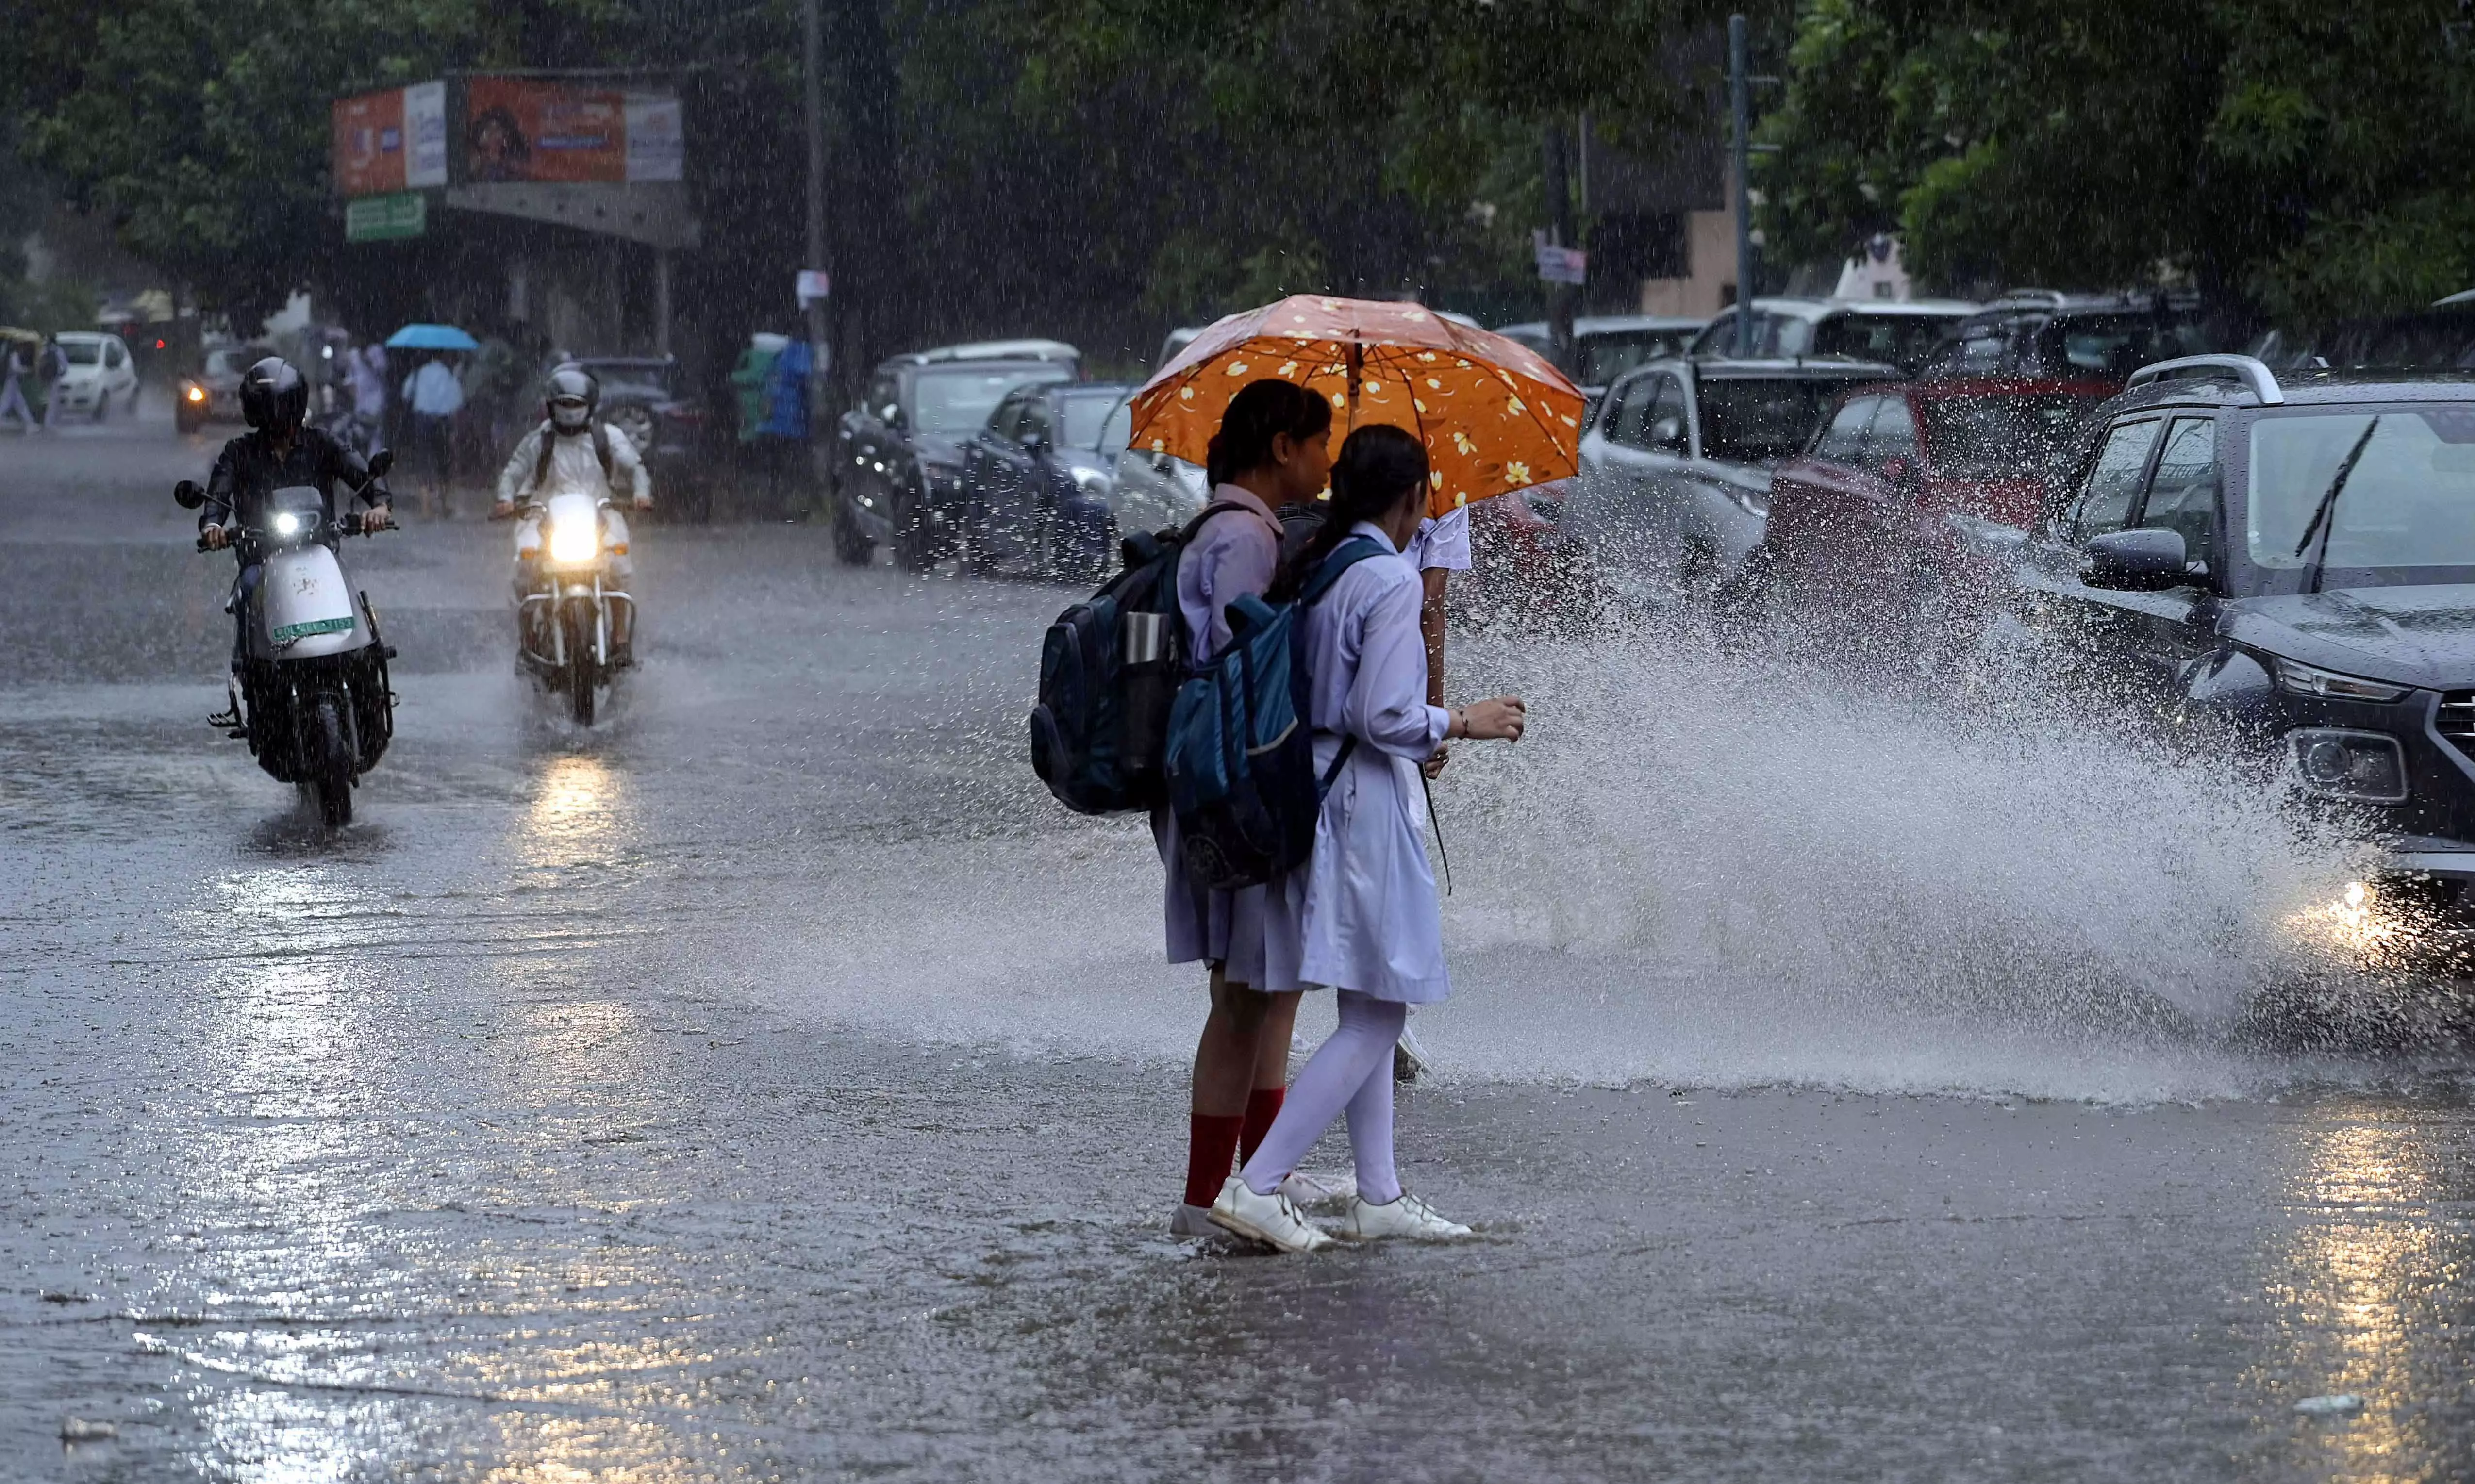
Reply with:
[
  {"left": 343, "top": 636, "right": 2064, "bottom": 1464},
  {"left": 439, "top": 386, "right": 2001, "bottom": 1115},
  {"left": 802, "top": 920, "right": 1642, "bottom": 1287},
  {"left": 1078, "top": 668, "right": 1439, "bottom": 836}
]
[{"left": 1208, "top": 424, "right": 1527, "bottom": 1253}]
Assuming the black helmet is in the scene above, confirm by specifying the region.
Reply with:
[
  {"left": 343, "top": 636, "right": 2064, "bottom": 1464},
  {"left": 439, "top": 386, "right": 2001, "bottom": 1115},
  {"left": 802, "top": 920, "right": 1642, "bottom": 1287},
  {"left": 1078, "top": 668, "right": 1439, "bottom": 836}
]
[
  {"left": 239, "top": 357, "right": 308, "bottom": 435},
  {"left": 545, "top": 363, "right": 598, "bottom": 432}
]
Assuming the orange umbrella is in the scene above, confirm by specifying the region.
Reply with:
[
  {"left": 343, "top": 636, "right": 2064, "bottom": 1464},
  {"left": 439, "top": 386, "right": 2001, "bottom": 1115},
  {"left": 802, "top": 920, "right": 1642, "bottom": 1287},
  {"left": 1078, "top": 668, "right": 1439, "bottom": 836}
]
[{"left": 1127, "top": 296, "right": 1584, "bottom": 519}]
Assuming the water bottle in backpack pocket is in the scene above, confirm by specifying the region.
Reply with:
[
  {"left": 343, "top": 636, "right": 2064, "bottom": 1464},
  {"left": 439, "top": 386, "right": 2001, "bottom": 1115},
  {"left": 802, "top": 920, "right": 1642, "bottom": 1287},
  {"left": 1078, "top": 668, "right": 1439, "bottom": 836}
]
[{"left": 1164, "top": 537, "right": 1387, "bottom": 890}]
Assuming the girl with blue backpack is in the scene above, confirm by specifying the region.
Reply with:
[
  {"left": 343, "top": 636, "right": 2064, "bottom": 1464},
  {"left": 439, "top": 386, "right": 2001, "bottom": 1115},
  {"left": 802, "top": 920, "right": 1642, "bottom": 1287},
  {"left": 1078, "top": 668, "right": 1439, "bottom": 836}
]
[
  {"left": 1207, "top": 424, "right": 1527, "bottom": 1253},
  {"left": 1162, "top": 379, "right": 1335, "bottom": 1237}
]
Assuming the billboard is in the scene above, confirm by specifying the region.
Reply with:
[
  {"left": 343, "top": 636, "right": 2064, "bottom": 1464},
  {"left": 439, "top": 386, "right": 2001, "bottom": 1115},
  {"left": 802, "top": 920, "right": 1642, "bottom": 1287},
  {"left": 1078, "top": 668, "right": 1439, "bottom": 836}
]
[
  {"left": 332, "top": 82, "right": 447, "bottom": 197},
  {"left": 463, "top": 78, "right": 683, "bottom": 185}
]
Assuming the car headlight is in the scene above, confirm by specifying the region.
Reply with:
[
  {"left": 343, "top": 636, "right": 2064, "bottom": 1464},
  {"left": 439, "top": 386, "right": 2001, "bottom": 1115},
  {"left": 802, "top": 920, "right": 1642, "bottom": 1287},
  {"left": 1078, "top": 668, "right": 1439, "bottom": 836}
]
[
  {"left": 2288, "top": 727, "right": 2409, "bottom": 803},
  {"left": 2271, "top": 656, "right": 2409, "bottom": 703},
  {"left": 548, "top": 518, "right": 600, "bottom": 564}
]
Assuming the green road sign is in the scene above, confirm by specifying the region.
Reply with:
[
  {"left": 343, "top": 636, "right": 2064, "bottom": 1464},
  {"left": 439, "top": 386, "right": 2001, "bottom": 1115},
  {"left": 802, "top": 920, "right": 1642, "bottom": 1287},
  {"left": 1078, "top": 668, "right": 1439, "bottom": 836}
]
[{"left": 345, "top": 192, "right": 426, "bottom": 243}]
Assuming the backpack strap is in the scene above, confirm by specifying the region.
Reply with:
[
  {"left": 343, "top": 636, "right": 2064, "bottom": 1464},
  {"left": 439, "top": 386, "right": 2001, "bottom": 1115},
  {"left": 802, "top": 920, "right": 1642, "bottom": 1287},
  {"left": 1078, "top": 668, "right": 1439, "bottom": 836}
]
[
  {"left": 529, "top": 420, "right": 557, "bottom": 495},
  {"left": 1177, "top": 498, "right": 1269, "bottom": 543},
  {"left": 593, "top": 422, "right": 614, "bottom": 484},
  {"left": 1298, "top": 535, "right": 1389, "bottom": 605}
]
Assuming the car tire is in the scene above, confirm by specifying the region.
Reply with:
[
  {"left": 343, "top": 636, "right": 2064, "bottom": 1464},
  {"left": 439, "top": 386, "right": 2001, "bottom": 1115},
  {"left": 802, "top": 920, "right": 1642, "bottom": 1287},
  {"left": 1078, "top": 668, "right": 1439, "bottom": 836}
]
[
  {"left": 831, "top": 494, "right": 874, "bottom": 567},
  {"left": 892, "top": 483, "right": 942, "bottom": 574}
]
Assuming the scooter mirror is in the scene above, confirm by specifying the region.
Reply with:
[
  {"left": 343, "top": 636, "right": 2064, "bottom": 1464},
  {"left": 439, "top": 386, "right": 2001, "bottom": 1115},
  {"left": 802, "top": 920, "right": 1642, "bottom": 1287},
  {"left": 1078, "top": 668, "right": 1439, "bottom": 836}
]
[
  {"left": 173, "top": 479, "right": 206, "bottom": 509},
  {"left": 367, "top": 448, "right": 395, "bottom": 479}
]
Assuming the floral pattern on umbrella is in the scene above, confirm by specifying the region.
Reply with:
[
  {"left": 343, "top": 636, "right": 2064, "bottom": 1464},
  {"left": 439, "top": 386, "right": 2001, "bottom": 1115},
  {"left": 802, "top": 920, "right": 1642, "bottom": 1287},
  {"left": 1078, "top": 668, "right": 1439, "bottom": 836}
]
[{"left": 1128, "top": 297, "right": 1584, "bottom": 519}]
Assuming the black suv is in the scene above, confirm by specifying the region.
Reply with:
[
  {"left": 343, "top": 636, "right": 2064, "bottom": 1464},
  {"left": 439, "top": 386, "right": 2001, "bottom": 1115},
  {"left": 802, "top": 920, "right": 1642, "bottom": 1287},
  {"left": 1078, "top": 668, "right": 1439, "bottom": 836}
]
[
  {"left": 1923, "top": 291, "right": 2249, "bottom": 386},
  {"left": 831, "top": 343, "right": 1078, "bottom": 570},
  {"left": 1990, "top": 354, "right": 2475, "bottom": 918}
]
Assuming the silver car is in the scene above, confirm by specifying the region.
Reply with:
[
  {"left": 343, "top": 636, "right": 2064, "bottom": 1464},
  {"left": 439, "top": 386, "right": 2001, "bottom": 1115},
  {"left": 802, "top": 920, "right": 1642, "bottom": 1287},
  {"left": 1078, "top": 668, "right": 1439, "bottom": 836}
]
[{"left": 1561, "top": 356, "right": 1899, "bottom": 607}]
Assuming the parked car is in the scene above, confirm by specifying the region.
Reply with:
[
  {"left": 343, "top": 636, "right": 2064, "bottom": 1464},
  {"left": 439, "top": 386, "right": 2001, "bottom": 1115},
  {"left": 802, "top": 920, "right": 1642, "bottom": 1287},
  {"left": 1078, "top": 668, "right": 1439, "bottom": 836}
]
[
  {"left": 567, "top": 355, "right": 717, "bottom": 521},
  {"left": 957, "top": 380, "right": 1133, "bottom": 580},
  {"left": 49, "top": 331, "right": 141, "bottom": 420},
  {"left": 831, "top": 348, "right": 1080, "bottom": 570},
  {"left": 2257, "top": 297, "right": 2475, "bottom": 373},
  {"left": 1747, "top": 374, "right": 2116, "bottom": 643},
  {"left": 1493, "top": 315, "right": 1709, "bottom": 410},
  {"left": 1920, "top": 290, "right": 2252, "bottom": 386},
  {"left": 1688, "top": 297, "right": 1977, "bottom": 375},
  {"left": 178, "top": 342, "right": 274, "bottom": 433},
  {"left": 1981, "top": 353, "right": 2475, "bottom": 951},
  {"left": 1558, "top": 356, "right": 1900, "bottom": 607}
]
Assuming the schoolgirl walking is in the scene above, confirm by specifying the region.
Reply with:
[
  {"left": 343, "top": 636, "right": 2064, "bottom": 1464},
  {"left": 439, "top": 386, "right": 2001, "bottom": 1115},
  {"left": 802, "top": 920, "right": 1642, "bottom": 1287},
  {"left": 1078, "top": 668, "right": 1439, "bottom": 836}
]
[{"left": 1209, "top": 424, "right": 1527, "bottom": 1253}]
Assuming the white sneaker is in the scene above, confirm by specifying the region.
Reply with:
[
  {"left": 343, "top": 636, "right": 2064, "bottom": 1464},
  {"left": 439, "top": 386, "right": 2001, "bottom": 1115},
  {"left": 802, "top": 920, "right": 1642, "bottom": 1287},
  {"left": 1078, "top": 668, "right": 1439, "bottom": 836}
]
[
  {"left": 1276, "top": 1169, "right": 1358, "bottom": 1207},
  {"left": 1209, "top": 1178, "right": 1332, "bottom": 1253},
  {"left": 1339, "top": 1191, "right": 1472, "bottom": 1241}
]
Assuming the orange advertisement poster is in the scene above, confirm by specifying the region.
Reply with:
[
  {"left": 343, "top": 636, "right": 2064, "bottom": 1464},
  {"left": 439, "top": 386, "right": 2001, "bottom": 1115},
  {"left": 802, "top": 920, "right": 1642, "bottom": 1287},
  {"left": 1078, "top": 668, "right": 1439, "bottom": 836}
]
[
  {"left": 332, "top": 89, "right": 407, "bottom": 197},
  {"left": 465, "top": 78, "right": 624, "bottom": 184}
]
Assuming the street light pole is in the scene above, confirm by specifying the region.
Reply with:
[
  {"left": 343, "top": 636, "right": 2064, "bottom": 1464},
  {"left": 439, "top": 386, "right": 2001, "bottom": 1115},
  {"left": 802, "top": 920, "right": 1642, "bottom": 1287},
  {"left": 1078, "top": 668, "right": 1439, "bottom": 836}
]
[
  {"left": 1729, "top": 12, "right": 1755, "bottom": 357},
  {"left": 803, "top": 0, "right": 829, "bottom": 356}
]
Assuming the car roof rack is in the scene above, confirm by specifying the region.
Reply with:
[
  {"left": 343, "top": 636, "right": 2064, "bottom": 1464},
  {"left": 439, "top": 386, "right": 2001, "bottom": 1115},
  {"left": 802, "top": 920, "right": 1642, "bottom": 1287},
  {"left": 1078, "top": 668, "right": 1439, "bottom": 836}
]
[{"left": 2125, "top": 353, "right": 2285, "bottom": 405}]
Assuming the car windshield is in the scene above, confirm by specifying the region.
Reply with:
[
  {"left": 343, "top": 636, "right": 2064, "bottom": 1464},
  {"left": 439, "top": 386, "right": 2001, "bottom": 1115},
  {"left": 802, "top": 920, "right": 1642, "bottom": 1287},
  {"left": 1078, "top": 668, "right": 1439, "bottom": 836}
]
[
  {"left": 1810, "top": 314, "right": 1957, "bottom": 373},
  {"left": 914, "top": 366, "right": 1070, "bottom": 434},
  {"left": 1920, "top": 393, "right": 2102, "bottom": 474},
  {"left": 1576, "top": 330, "right": 1692, "bottom": 386},
  {"left": 2247, "top": 406, "right": 2475, "bottom": 584},
  {"left": 1059, "top": 394, "right": 1127, "bottom": 451},
  {"left": 59, "top": 340, "right": 101, "bottom": 365},
  {"left": 1699, "top": 377, "right": 1855, "bottom": 463}
]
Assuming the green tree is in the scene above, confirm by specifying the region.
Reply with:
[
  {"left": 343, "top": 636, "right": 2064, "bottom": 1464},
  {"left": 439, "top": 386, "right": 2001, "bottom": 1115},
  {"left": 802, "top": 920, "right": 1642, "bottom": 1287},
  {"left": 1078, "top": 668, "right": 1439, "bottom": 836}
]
[{"left": 1757, "top": 0, "right": 2475, "bottom": 320}]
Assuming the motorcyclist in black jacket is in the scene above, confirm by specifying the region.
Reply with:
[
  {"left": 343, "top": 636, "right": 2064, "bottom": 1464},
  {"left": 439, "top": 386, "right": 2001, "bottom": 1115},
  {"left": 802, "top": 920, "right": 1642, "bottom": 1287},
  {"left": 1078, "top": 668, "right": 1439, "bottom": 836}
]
[{"left": 195, "top": 358, "right": 394, "bottom": 682}]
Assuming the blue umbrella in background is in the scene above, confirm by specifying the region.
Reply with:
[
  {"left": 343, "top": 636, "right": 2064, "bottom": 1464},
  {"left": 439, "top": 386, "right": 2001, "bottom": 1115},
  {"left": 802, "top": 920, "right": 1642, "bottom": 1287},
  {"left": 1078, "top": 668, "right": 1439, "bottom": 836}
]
[{"left": 385, "top": 323, "right": 481, "bottom": 351}]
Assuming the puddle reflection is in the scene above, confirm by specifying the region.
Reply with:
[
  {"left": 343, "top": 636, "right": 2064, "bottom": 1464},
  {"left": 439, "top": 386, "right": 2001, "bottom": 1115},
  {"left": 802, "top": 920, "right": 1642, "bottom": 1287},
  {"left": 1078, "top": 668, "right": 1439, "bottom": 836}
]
[
  {"left": 518, "top": 754, "right": 635, "bottom": 878},
  {"left": 2250, "top": 1113, "right": 2475, "bottom": 1480}
]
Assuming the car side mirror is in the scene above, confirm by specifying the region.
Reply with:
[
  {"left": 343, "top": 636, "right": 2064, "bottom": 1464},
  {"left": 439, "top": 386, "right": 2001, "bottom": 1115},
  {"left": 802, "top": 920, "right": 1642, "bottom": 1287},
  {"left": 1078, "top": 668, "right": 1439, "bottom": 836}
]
[
  {"left": 1648, "top": 415, "right": 1686, "bottom": 449},
  {"left": 881, "top": 403, "right": 902, "bottom": 425},
  {"left": 2082, "top": 528, "right": 2194, "bottom": 591},
  {"left": 1021, "top": 429, "right": 1049, "bottom": 453},
  {"left": 366, "top": 448, "right": 394, "bottom": 478},
  {"left": 172, "top": 478, "right": 205, "bottom": 510}
]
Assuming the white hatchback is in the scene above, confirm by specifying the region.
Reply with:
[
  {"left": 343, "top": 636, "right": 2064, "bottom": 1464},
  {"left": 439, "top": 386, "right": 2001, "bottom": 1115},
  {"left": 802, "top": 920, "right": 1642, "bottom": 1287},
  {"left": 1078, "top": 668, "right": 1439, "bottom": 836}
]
[{"left": 49, "top": 332, "right": 141, "bottom": 419}]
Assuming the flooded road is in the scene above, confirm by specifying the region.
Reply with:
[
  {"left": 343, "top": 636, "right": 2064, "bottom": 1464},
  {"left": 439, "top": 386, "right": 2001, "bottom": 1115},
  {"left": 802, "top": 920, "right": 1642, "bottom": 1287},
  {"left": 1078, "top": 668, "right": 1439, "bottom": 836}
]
[{"left": 6, "top": 414, "right": 2475, "bottom": 1482}]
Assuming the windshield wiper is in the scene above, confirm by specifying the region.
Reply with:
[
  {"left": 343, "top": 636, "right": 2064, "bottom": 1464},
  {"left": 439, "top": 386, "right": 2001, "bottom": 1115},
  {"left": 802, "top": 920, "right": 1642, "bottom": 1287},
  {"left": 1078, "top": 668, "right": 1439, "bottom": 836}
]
[{"left": 2293, "top": 414, "right": 2381, "bottom": 595}]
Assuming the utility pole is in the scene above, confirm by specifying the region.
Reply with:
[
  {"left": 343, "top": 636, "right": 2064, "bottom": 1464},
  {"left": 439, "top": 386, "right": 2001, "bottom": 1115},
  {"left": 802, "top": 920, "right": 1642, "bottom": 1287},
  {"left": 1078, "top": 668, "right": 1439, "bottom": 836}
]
[
  {"left": 1729, "top": 13, "right": 1756, "bottom": 357},
  {"left": 1543, "top": 121, "right": 1577, "bottom": 372},
  {"left": 802, "top": 0, "right": 829, "bottom": 357}
]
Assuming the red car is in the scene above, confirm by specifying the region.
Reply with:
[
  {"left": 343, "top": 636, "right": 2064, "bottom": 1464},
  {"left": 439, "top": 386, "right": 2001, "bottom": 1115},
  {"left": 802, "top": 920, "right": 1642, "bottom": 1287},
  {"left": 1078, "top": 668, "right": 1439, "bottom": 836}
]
[{"left": 1746, "top": 377, "right": 2114, "bottom": 641}]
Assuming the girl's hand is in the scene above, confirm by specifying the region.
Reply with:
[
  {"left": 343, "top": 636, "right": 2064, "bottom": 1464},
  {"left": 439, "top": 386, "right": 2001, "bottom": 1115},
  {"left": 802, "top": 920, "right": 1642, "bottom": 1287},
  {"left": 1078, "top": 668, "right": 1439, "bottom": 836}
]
[
  {"left": 1455, "top": 696, "right": 1525, "bottom": 743},
  {"left": 1423, "top": 743, "right": 1450, "bottom": 778}
]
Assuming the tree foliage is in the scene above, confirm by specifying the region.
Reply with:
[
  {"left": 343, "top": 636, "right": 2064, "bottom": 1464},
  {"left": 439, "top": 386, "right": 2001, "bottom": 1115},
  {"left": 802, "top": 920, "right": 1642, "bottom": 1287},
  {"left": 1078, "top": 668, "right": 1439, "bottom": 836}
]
[{"left": 1757, "top": 0, "right": 2475, "bottom": 320}]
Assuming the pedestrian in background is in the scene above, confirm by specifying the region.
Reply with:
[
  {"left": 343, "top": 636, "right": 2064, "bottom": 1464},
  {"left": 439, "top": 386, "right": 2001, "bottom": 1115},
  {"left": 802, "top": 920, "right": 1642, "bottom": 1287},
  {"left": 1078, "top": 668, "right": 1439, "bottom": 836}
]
[
  {"left": 1163, "top": 378, "right": 1334, "bottom": 1238},
  {"left": 403, "top": 352, "right": 464, "bottom": 517},
  {"left": 37, "top": 336, "right": 69, "bottom": 431},
  {"left": 754, "top": 330, "right": 814, "bottom": 517},
  {"left": 0, "top": 340, "right": 34, "bottom": 433},
  {"left": 347, "top": 339, "right": 388, "bottom": 456},
  {"left": 1210, "top": 424, "right": 1526, "bottom": 1254}
]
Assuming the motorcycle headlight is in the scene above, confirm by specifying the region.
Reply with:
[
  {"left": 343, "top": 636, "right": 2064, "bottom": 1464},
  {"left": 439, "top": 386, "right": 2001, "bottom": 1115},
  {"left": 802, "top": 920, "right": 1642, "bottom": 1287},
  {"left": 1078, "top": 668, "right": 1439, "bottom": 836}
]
[
  {"left": 548, "top": 518, "right": 600, "bottom": 564},
  {"left": 273, "top": 511, "right": 302, "bottom": 537},
  {"left": 184, "top": 383, "right": 206, "bottom": 404},
  {"left": 2288, "top": 728, "right": 2409, "bottom": 804},
  {"left": 2271, "top": 656, "right": 2409, "bottom": 703}
]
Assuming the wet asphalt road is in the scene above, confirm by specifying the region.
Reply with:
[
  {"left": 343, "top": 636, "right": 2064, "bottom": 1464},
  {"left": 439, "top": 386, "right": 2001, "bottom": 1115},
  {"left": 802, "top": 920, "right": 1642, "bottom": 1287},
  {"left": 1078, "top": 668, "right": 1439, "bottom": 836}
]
[{"left": 5, "top": 411, "right": 2475, "bottom": 1483}]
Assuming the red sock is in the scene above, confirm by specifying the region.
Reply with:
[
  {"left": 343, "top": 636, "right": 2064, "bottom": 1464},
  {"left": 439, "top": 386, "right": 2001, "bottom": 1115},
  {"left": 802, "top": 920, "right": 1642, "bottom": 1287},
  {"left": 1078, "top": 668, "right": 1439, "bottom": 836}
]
[
  {"left": 1239, "top": 1087, "right": 1286, "bottom": 1167},
  {"left": 1184, "top": 1114, "right": 1244, "bottom": 1209}
]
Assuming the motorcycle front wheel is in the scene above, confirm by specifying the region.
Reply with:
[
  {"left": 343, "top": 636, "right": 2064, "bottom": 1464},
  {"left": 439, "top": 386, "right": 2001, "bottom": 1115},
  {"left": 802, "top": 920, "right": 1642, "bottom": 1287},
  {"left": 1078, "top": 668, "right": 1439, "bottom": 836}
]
[
  {"left": 564, "top": 605, "right": 599, "bottom": 726},
  {"left": 308, "top": 692, "right": 354, "bottom": 828}
]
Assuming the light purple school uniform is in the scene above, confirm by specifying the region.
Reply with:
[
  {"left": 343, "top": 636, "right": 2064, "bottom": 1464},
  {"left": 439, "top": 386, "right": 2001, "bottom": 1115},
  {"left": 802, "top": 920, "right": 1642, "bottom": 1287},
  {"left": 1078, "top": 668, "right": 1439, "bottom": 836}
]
[
  {"left": 1153, "top": 484, "right": 1291, "bottom": 987},
  {"left": 1280, "top": 522, "right": 1453, "bottom": 1002}
]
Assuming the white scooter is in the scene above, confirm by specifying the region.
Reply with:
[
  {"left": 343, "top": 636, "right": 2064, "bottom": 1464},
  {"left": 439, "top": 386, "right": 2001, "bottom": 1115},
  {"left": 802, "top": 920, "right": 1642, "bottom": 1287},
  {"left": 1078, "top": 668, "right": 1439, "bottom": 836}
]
[
  {"left": 176, "top": 457, "right": 399, "bottom": 828},
  {"left": 504, "top": 489, "right": 632, "bottom": 725}
]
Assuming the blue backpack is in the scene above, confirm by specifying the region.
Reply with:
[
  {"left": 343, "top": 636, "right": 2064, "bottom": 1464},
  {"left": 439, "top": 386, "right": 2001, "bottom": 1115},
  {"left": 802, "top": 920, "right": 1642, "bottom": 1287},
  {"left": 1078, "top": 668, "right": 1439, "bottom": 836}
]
[
  {"left": 1029, "top": 501, "right": 1253, "bottom": 814},
  {"left": 1165, "top": 536, "right": 1387, "bottom": 890}
]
